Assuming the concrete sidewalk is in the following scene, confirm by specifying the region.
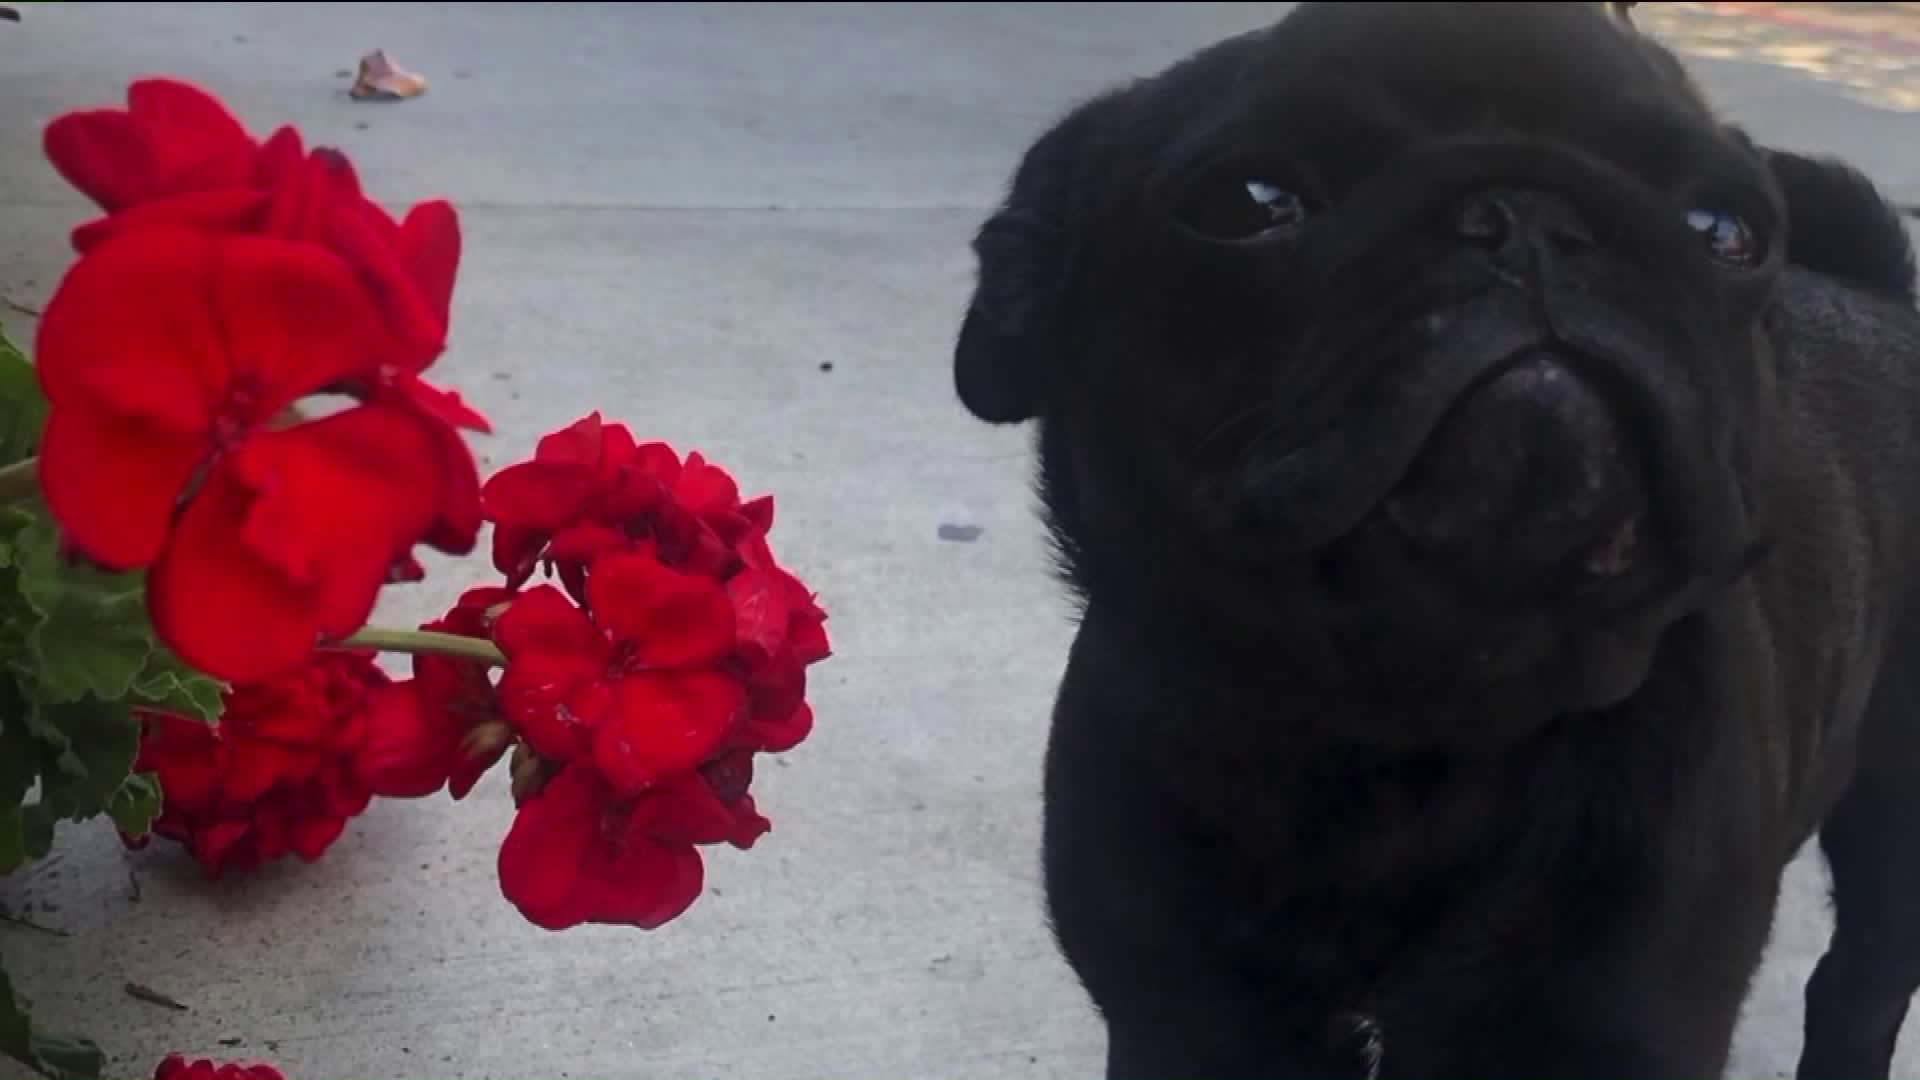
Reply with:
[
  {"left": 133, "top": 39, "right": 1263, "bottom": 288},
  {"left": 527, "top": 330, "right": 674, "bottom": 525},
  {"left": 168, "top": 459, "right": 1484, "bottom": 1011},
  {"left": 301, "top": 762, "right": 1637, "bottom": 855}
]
[{"left": 1, "top": 4, "right": 1918, "bottom": 1078}]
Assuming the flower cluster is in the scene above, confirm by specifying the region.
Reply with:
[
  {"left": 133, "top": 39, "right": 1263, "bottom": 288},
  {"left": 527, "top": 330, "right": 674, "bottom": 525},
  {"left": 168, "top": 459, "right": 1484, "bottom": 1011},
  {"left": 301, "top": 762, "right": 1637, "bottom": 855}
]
[
  {"left": 31, "top": 77, "right": 831, "bottom": 935},
  {"left": 124, "top": 416, "right": 831, "bottom": 930},
  {"left": 124, "top": 652, "right": 384, "bottom": 877},
  {"left": 34, "top": 78, "right": 486, "bottom": 684},
  {"left": 411, "top": 413, "right": 829, "bottom": 930}
]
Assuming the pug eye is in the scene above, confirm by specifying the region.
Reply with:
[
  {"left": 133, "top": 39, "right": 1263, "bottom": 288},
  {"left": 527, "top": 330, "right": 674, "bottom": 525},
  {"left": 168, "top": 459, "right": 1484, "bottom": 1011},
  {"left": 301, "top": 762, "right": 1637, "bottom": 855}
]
[
  {"left": 1685, "top": 206, "right": 1763, "bottom": 267},
  {"left": 1178, "top": 177, "right": 1311, "bottom": 242}
]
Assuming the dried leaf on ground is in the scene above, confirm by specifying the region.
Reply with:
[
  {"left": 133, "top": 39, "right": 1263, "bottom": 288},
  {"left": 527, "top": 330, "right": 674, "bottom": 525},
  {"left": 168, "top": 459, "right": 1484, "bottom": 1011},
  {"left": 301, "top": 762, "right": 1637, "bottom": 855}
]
[{"left": 349, "top": 49, "right": 428, "bottom": 101}]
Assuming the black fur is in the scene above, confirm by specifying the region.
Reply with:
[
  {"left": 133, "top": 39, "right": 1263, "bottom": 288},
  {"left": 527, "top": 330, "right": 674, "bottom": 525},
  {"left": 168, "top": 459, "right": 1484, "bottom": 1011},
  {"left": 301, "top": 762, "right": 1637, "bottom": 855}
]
[
  {"left": 1766, "top": 148, "right": 1917, "bottom": 303},
  {"left": 955, "top": 4, "right": 1920, "bottom": 1078}
]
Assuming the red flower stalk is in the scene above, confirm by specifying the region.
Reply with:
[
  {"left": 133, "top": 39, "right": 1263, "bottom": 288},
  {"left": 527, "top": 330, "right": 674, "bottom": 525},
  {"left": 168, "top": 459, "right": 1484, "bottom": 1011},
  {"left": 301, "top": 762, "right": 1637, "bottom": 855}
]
[{"left": 127, "top": 653, "right": 386, "bottom": 877}]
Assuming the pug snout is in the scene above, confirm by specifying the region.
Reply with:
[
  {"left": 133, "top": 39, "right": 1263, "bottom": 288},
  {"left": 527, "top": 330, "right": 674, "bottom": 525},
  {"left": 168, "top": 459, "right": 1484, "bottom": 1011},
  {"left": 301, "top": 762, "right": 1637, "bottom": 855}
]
[{"left": 1383, "top": 351, "right": 1648, "bottom": 591}]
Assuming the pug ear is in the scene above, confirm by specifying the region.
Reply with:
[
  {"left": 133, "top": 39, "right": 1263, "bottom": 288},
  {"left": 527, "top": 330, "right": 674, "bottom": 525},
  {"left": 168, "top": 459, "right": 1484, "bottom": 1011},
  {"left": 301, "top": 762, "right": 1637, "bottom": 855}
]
[
  {"left": 1760, "top": 144, "right": 1917, "bottom": 304},
  {"left": 955, "top": 96, "right": 1120, "bottom": 425},
  {"left": 955, "top": 207, "right": 1068, "bottom": 424}
]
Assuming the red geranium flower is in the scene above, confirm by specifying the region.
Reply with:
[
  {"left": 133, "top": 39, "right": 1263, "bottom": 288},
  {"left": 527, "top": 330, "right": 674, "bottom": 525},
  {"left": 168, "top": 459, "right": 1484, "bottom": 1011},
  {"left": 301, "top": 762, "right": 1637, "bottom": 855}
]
[
  {"left": 33, "top": 226, "right": 479, "bottom": 682},
  {"left": 126, "top": 653, "right": 384, "bottom": 877},
  {"left": 494, "top": 553, "right": 746, "bottom": 795},
  {"left": 496, "top": 758, "right": 769, "bottom": 932},
  {"left": 154, "top": 1055, "right": 285, "bottom": 1080},
  {"left": 356, "top": 586, "right": 514, "bottom": 799},
  {"left": 41, "top": 77, "right": 486, "bottom": 560}
]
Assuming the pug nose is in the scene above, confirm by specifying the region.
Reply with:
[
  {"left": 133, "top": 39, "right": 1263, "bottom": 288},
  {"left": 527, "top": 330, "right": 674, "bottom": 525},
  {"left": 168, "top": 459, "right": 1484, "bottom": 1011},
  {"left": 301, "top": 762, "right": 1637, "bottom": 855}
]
[
  {"left": 1384, "top": 351, "right": 1646, "bottom": 594},
  {"left": 1454, "top": 190, "right": 1595, "bottom": 257}
]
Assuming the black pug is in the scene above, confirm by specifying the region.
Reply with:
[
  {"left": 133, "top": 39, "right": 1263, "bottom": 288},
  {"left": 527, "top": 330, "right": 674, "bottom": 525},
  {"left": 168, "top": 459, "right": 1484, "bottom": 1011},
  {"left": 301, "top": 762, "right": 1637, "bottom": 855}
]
[{"left": 951, "top": 4, "right": 1920, "bottom": 1079}]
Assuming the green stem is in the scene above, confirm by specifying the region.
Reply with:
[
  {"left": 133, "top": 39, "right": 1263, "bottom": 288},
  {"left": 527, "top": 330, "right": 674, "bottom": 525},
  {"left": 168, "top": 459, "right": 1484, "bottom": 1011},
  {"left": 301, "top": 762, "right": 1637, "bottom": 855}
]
[
  {"left": 332, "top": 627, "right": 506, "bottom": 666},
  {"left": 0, "top": 455, "right": 38, "bottom": 505}
]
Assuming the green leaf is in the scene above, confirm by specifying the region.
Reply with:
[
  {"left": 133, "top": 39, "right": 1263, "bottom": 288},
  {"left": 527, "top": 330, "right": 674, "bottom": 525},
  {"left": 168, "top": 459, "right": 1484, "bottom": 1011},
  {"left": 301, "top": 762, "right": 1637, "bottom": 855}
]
[
  {"left": 0, "top": 326, "right": 45, "bottom": 468},
  {"left": 29, "top": 699, "right": 137, "bottom": 823},
  {"left": 0, "top": 807, "right": 25, "bottom": 875},
  {"left": 129, "top": 648, "right": 225, "bottom": 725},
  {"left": 0, "top": 968, "right": 106, "bottom": 1080},
  {"left": 11, "top": 519, "right": 155, "bottom": 705},
  {"left": 0, "top": 710, "right": 33, "bottom": 807},
  {"left": 106, "top": 773, "right": 160, "bottom": 839},
  {"left": 0, "top": 503, "right": 38, "bottom": 570},
  {"left": 0, "top": 700, "right": 43, "bottom": 874}
]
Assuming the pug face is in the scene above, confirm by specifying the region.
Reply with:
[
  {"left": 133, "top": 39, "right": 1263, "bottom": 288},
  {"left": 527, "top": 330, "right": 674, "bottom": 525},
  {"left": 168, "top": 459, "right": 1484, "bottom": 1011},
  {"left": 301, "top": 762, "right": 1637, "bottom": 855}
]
[{"left": 955, "top": 2, "right": 1787, "bottom": 735}]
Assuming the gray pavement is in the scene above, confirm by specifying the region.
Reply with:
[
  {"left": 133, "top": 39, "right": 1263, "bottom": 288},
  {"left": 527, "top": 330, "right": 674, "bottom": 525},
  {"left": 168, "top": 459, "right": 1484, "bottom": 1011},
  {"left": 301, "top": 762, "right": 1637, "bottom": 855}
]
[{"left": 1, "top": 4, "right": 1917, "bottom": 1078}]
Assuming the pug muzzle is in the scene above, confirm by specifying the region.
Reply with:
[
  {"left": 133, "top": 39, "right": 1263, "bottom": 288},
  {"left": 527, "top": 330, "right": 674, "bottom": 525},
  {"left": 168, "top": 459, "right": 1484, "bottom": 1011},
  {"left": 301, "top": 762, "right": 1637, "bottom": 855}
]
[{"left": 1196, "top": 138, "right": 1774, "bottom": 709}]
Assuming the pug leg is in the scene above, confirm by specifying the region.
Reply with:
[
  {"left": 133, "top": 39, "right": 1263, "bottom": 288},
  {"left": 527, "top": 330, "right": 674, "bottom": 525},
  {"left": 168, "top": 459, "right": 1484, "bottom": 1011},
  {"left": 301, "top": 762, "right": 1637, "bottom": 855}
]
[{"left": 1798, "top": 626, "right": 1920, "bottom": 1080}]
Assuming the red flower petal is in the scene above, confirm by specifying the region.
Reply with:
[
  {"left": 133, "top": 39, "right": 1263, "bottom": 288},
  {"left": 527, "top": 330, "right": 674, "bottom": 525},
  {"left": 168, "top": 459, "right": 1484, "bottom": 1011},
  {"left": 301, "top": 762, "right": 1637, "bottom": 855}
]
[
  {"left": 497, "top": 764, "right": 706, "bottom": 932},
  {"left": 210, "top": 232, "right": 407, "bottom": 405},
  {"left": 390, "top": 374, "right": 491, "bottom": 434},
  {"left": 599, "top": 422, "right": 641, "bottom": 470},
  {"left": 449, "top": 728, "right": 509, "bottom": 800},
  {"left": 725, "top": 794, "right": 773, "bottom": 850},
  {"left": 593, "top": 671, "right": 746, "bottom": 796},
  {"left": 71, "top": 189, "right": 270, "bottom": 253},
  {"left": 147, "top": 407, "right": 444, "bottom": 683},
  {"left": 492, "top": 524, "right": 545, "bottom": 589},
  {"left": 497, "top": 652, "right": 606, "bottom": 762},
  {"left": 481, "top": 461, "right": 598, "bottom": 533},
  {"left": 587, "top": 551, "right": 736, "bottom": 669},
  {"left": 634, "top": 771, "right": 741, "bottom": 847},
  {"left": 39, "top": 227, "right": 401, "bottom": 427},
  {"left": 494, "top": 584, "right": 605, "bottom": 660},
  {"left": 534, "top": 413, "right": 609, "bottom": 466},
  {"left": 222, "top": 738, "right": 309, "bottom": 802},
  {"left": 741, "top": 495, "right": 775, "bottom": 535},
  {"left": 191, "top": 820, "right": 255, "bottom": 878},
  {"left": 126, "top": 78, "right": 257, "bottom": 194},
  {"left": 42, "top": 79, "right": 255, "bottom": 218},
  {"left": 726, "top": 568, "right": 792, "bottom": 664},
  {"left": 421, "top": 421, "right": 483, "bottom": 557},
  {"left": 147, "top": 468, "right": 322, "bottom": 684},
  {"left": 264, "top": 143, "right": 354, "bottom": 244},
  {"left": 35, "top": 227, "right": 224, "bottom": 418},
  {"left": 547, "top": 524, "right": 627, "bottom": 568},
  {"left": 287, "top": 812, "right": 348, "bottom": 862},
  {"left": 43, "top": 109, "right": 151, "bottom": 210},
  {"left": 134, "top": 712, "right": 224, "bottom": 813},
  {"left": 239, "top": 407, "right": 446, "bottom": 622},
  {"left": 329, "top": 185, "right": 448, "bottom": 365},
  {"left": 357, "top": 680, "right": 458, "bottom": 799},
  {"left": 254, "top": 125, "right": 305, "bottom": 184},
  {"left": 751, "top": 702, "right": 814, "bottom": 756},
  {"left": 398, "top": 199, "right": 461, "bottom": 336},
  {"left": 674, "top": 452, "right": 741, "bottom": 517},
  {"left": 36, "top": 406, "right": 203, "bottom": 571}
]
